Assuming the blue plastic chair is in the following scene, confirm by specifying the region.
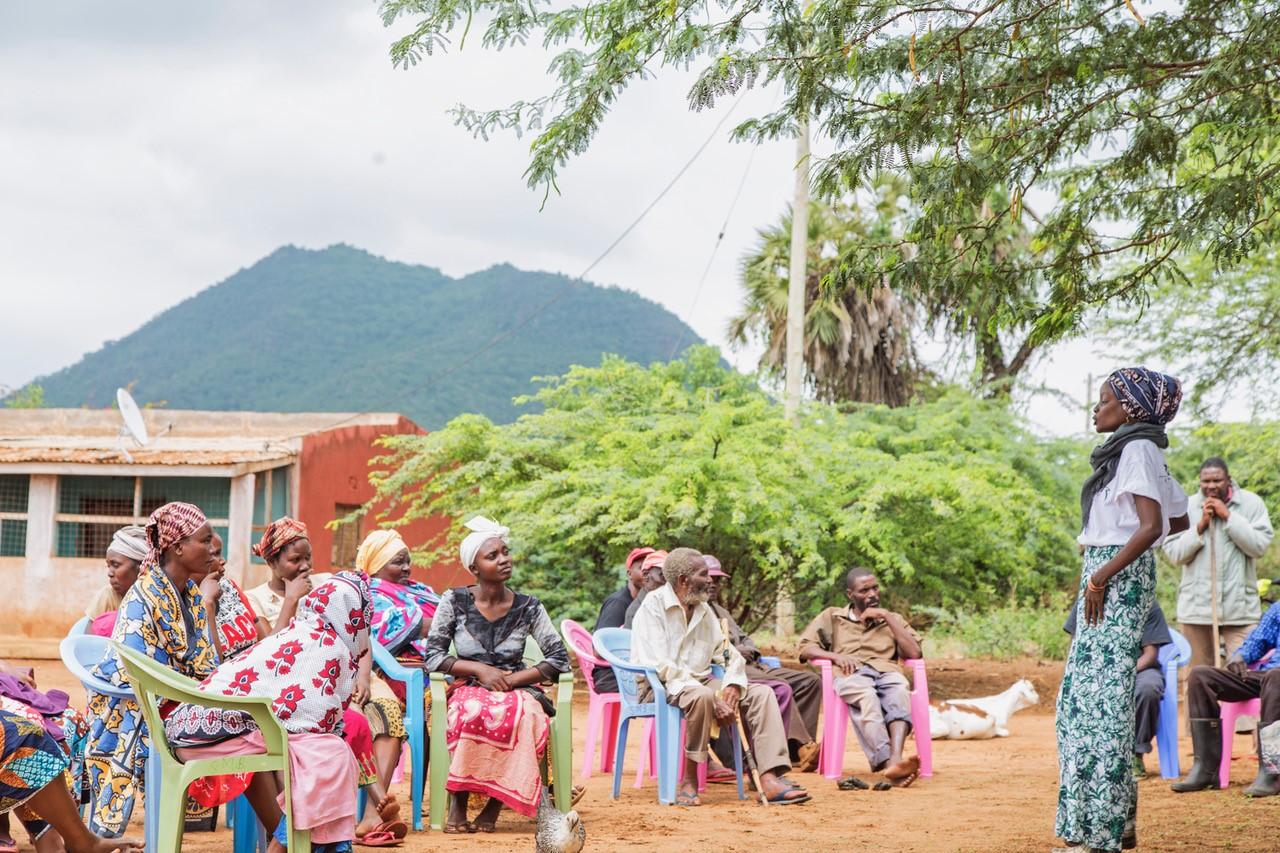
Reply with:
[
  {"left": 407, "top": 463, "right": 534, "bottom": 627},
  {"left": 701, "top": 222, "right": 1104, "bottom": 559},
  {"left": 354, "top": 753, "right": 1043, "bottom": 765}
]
[
  {"left": 1154, "top": 628, "right": 1192, "bottom": 779},
  {"left": 363, "top": 640, "right": 425, "bottom": 831},
  {"left": 61, "top": 632, "right": 264, "bottom": 853},
  {"left": 592, "top": 627, "right": 743, "bottom": 804}
]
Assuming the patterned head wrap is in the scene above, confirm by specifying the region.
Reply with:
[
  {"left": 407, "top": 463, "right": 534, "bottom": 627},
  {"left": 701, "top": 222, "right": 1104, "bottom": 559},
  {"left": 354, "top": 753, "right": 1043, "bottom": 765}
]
[
  {"left": 459, "top": 515, "right": 510, "bottom": 569},
  {"left": 145, "top": 501, "right": 207, "bottom": 567},
  {"left": 253, "top": 516, "right": 309, "bottom": 563},
  {"left": 1106, "top": 367, "right": 1182, "bottom": 425},
  {"left": 355, "top": 529, "right": 410, "bottom": 576},
  {"left": 108, "top": 525, "right": 149, "bottom": 563}
]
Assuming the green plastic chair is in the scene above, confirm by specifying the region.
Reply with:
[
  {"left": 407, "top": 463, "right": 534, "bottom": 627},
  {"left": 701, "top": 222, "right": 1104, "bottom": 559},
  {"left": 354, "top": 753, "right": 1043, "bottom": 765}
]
[
  {"left": 426, "top": 636, "right": 574, "bottom": 830},
  {"left": 111, "top": 641, "right": 311, "bottom": 852}
]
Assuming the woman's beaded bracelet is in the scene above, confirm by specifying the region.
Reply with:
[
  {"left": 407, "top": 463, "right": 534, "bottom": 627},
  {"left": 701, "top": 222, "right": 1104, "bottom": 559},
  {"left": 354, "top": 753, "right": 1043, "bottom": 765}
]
[{"left": 1086, "top": 576, "right": 1105, "bottom": 594}]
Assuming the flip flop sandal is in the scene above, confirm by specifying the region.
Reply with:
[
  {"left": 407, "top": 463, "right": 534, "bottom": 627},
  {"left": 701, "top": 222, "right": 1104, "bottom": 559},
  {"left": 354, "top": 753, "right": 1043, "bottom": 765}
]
[
  {"left": 354, "top": 830, "right": 402, "bottom": 847},
  {"left": 0, "top": 839, "right": 19, "bottom": 853},
  {"left": 706, "top": 768, "right": 737, "bottom": 784},
  {"left": 443, "top": 822, "right": 477, "bottom": 834},
  {"left": 571, "top": 785, "right": 586, "bottom": 806},
  {"left": 873, "top": 781, "right": 893, "bottom": 791},
  {"left": 765, "top": 789, "right": 811, "bottom": 805},
  {"left": 837, "top": 775, "right": 870, "bottom": 791},
  {"left": 474, "top": 822, "right": 497, "bottom": 834},
  {"left": 676, "top": 790, "right": 702, "bottom": 806},
  {"left": 375, "top": 819, "right": 409, "bottom": 840}
]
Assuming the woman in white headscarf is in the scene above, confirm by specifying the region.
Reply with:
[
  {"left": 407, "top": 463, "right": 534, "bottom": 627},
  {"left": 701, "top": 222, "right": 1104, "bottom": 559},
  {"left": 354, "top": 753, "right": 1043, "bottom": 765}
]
[
  {"left": 425, "top": 516, "right": 571, "bottom": 833},
  {"left": 85, "top": 526, "right": 148, "bottom": 636}
]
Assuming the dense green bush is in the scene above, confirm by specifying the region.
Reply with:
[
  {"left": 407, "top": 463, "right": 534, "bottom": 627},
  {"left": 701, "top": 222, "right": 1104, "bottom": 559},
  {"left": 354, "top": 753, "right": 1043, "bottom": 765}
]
[
  {"left": 365, "top": 347, "right": 1083, "bottom": 631},
  {"left": 922, "top": 598, "right": 1074, "bottom": 661}
]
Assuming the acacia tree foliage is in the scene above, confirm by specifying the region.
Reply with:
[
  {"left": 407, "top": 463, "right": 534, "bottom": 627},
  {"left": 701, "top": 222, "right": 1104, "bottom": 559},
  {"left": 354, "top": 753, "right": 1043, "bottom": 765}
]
[
  {"left": 364, "top": 347, "right": 1080, "bottom": 629},
  {"left": 378, "top": 0, "right": 1280, "bottom": 344},
  {"left": 729, "top": 189, "right": 919, "bottom": 406},
  {"left": 1102, "top": 250, "right": 1280, "bottom": 417}
]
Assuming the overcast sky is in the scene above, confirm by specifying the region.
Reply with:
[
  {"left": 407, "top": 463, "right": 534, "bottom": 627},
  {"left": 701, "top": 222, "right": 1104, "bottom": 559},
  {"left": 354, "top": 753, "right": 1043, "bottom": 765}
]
[{"left": 0, "top": 1, "right": 1228, "bottom": 437}]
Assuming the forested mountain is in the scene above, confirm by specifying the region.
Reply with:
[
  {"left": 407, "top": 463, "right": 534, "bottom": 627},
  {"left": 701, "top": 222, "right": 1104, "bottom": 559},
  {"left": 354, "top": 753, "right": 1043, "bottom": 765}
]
[{"left": 29, "top": 245, "right": 703, "bottom": 428}]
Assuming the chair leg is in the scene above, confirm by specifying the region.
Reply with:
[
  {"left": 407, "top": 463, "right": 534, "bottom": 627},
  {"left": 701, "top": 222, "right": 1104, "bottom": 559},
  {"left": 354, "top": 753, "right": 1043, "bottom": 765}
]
[
  {"left": 582, "top": 696, "right": 602, "bottom": 781},
  {"left": 601, "top": 702, "right": 620, "bottom": 774},
  {"left": 732, "top": 726, "right": 744, "bottom": 801},
  {"left": 820, "top": 703, "right": 849, "bottom": 780},
  {"left": 552, "top": 714, "right": 572, "bottom": 813},
  {"left": 155, "top": 786, "right": 186, "bottom": 853},
  {"left": 612, "top": 717, "right": 631, "bottom": 800},
  {"left": 655, "top": 705, "right": 682, "bottom": 806},
  {"left": 911, "top": 694, "right": 933, "bottom": 778},
  {"left": 1220, "top": 708, "right": 1238, "bottom": 788},
  {"left": 408, "top": 718, "right": 425, "bottom": 832},
  {"left": 635, "top": 719, "right": 654, "bottom": 788}
]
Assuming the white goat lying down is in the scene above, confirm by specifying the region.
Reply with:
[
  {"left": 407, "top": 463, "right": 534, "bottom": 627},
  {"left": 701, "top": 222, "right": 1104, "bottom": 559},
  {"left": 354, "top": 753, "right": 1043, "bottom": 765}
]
[{"left": 929, "top": 679, "right": 1040, "bottom": 740}]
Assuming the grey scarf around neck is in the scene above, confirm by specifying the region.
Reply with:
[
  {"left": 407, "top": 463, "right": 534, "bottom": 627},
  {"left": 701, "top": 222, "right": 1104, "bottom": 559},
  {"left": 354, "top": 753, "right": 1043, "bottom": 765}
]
[{"left": 1080, "top": 422, "right": 1168, "bottom": 527}]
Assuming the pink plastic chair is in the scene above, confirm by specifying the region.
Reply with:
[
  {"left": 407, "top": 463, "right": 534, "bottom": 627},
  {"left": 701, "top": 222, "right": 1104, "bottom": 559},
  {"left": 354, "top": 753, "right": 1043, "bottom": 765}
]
[
  {"left": 1217, "top": 650, "right": 1273, "bottom": 788},
  {"left": 561, "top": 619, "right": 623, "bottom": 780},
  {"left": 815, "top": 658, "right": 933, "bottom": 779}
]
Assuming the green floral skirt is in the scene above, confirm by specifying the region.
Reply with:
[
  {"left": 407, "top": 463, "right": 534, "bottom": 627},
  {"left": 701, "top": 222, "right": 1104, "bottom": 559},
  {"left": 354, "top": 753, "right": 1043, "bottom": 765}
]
[{"left": 1055, "top": 546, "right": 1155, "bottom": 850}]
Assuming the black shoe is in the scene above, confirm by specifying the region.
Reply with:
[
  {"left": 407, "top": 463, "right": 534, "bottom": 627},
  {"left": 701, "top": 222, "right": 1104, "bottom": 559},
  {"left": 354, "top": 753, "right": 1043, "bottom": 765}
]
[{"left": 1171, "top": 718, "right": 1222, "bottom": 792}]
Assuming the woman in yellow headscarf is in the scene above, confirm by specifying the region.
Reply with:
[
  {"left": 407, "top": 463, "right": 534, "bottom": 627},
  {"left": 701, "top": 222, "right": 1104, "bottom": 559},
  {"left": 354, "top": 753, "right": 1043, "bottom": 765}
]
[{"left": 355, "top": 530, "right": 440, "bottom": 819}]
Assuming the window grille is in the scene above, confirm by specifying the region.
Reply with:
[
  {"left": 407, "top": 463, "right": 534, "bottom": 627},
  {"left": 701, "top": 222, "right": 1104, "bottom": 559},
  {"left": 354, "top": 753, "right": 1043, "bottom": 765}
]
[
  {"left": 331, "top": 504, "right": 362, "bottom": 568},
  {"left": 250, "top": 466, "right": 293, "bottom": 563},
  {"left": 55, "top": 475, "right": 231, "bottom": 558},
  {"left": 0, "top": 475, "right": 28, "bottom": 557}
]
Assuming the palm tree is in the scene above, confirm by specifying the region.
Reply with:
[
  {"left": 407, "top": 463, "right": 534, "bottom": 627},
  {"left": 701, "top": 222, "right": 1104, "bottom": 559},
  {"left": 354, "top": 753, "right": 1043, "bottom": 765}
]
[{"left": 729, "top": 183, "right": 918, "bottom": 407}]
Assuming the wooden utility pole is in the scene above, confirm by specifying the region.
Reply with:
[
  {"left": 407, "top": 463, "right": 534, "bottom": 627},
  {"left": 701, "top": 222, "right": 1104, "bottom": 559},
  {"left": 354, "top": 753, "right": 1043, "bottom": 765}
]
[{"left": 777, "top": 117, "right": 810, "bottom": 636}]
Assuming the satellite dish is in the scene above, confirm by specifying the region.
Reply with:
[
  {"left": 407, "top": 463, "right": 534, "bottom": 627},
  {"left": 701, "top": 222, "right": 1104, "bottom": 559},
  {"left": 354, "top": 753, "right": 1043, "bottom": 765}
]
[{"left": 116, "top": 388, "right": 150, "bottom": 446}]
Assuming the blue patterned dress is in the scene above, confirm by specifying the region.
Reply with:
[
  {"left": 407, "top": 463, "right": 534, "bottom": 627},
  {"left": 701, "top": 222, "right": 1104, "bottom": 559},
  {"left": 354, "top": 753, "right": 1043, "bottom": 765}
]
[{"left": 0, "top": 708, "right": 69, "bottom": 840}]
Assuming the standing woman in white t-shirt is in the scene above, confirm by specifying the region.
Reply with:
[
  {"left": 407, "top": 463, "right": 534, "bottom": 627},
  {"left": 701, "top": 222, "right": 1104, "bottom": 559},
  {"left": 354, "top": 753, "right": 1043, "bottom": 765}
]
[{"left": 1055, "top": 368, "right": 1189, "bottom": 853}]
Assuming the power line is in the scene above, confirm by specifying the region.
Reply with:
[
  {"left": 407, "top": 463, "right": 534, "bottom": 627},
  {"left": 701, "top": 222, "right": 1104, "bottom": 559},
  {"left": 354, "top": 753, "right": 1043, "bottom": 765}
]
[
  {"left": 271, "top": 91, "right": 749, "bottom": 442},
  {"left": 667, "top": 134, "right": 763, "bottom": 360}
]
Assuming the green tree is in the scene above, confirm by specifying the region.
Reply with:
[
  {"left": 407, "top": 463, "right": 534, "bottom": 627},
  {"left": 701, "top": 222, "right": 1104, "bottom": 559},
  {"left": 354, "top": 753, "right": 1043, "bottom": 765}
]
[
  {"left": 362, "top": 347, "right": 1081, "bottom": 629},
  {"left": 3, "top": 384, "right": 45, "bottom": 408},
  {"left": 378, "top": 0, "right": 1280, "bottom": 344},
  {"left": 1102, "top": 250, "right": 1280, "bottom": 417},
  {"left": 729, "top": 188, "right": 918, "bottom": 406}
]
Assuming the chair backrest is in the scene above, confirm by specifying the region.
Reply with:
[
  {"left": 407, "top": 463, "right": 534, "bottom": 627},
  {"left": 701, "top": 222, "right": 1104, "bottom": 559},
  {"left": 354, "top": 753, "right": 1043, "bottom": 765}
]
[
  {"left": 591, "top": 627, "right": 646, "bottom": 707},
  {"left": 560, "top": 618, "right": 607, "bottom": 693},
  {"left": 1163, "top": 629, "right": 1192, "bottom": 668},
  {"left": 59, "top": 634, "right": 132, "bottom": 699}
]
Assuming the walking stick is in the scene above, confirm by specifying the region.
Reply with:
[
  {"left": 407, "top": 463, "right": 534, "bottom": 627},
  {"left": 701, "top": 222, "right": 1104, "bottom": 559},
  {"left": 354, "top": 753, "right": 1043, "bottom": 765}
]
[
  {"left": 719, "top": 618, "right": 768, "bottom": 806},
  {"left": 1209, "top": 516, "right": 1221, "bottom": 668}
]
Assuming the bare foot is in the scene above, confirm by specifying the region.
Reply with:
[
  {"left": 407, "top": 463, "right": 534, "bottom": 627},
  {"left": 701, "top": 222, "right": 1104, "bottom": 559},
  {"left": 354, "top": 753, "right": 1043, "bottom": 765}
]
[{"left": 883, "top": 755, "right": 920, "bottom": 787}]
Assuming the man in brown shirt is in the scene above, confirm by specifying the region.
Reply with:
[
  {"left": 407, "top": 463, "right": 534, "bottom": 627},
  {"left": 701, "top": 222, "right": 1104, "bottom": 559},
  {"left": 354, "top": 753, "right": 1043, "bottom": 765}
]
[{"left": 798, "top": 567, "right": 922, "bottom": 785}]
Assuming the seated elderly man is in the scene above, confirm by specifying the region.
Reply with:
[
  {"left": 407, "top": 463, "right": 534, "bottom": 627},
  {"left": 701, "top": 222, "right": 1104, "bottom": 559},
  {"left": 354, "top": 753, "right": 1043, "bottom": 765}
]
[
  {"left": 799, "top": 567, "right": 922, "bottom": 787},
  {"left": 1172, "top": 598, "right": 1280, "bottom": 797},
  {"left": 632, "top": 547, "right": 810, "bottom": 806},
  {"left": 706, "top": 556, "right": 821, "bottom": 772}
]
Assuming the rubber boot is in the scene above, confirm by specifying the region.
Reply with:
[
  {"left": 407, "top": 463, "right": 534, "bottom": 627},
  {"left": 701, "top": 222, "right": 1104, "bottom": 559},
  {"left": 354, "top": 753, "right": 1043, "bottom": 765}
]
[
  {"left": 1170, "top": 718, "right": 1222, "bottom": 792},
  {"left": 1243, "top": 731, "right": 1280, "bottom": 797}
]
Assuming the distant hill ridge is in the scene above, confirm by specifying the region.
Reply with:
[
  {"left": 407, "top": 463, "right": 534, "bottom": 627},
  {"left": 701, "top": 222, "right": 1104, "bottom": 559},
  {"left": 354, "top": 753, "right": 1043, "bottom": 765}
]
[{"left": 30, "top": 245, "right": 704, "bottom": 428}]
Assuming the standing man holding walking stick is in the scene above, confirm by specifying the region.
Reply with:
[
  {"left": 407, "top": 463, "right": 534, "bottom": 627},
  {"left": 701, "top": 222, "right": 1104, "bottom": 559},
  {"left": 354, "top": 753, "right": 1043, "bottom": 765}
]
[{"left": 1164, "top": 457, "right": 1274, "bottom": 672}]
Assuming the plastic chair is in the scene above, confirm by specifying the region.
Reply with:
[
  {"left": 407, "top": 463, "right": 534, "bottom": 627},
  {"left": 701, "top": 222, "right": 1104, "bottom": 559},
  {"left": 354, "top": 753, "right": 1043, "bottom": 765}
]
[
  {"left": 426, "top": 636, "right": 574, "bottom": 830},
  {"left": 592, "top": 627, "right": 744, "bottom": 804},
  {"left": 759, "top": 655, "right": 782, "bottom": 669},
  {"left": 560, "top": 618, "right": 623, "bottom": 780},
  {"left": 110, "top": 641, "right": 311, "bottom": 852},
  {"left": 815, "top": 658, "right": 933, "bottom": 779},
  {"left": 1218, "top": 649, "right": 1273, "bottom": 787},
  {"left": 367, "top": 641, "right": 426, "bottom": 831},
  {"left": 1153, "top": 628, "right": 1192, "bottom": 779}
]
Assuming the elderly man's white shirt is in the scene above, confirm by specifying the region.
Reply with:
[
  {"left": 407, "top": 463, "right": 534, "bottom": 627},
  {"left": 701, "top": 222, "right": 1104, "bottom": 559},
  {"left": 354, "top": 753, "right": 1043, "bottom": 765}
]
[{"left": 630, "top": 583, "right": 748, "bottom": 699}]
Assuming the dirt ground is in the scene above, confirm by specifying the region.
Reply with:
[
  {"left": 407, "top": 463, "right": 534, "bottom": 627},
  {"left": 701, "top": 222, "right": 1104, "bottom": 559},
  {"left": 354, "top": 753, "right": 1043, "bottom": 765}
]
[{"left": 12, "top": 656, "right": 1276, "bottom": 852}]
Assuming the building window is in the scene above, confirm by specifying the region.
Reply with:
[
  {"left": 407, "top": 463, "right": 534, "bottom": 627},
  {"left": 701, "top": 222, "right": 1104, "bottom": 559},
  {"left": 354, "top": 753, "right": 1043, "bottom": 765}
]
[
  {"left": 55, "top": 475, "right": 231, "bottom": 558},
  {"left": 250, "top": 466, "right": 292, "bottom": 563},
  {"left": 0, "top": 475, "right": 29, "bottom": 557},
  {"left": 331, "top": 504, "right": 362, "bottom": 568}
]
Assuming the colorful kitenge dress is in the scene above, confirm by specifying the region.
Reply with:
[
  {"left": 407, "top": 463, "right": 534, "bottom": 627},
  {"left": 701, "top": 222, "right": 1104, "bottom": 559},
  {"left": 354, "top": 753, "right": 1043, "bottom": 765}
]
[
  {"left": 1056, "top": 437, "right": 1186, "bottom": 850},
  {"left": 83, "top": 566, "right": 217, "bottom": 837},
  {"left": 369, "top": 577, "right": 439, "bottom": 659},
  {"left": 424, "top": 587, "right": 569, "bottom": 817},
  {"left": 0, "top": 708, "right": 70, "bottom": 840}
]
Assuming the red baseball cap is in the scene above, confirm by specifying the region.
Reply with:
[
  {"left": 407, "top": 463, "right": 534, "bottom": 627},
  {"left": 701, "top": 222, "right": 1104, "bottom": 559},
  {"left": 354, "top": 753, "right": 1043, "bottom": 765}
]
[
  {"left": 626, "top": 547, "right": 655, "bottom": 570},
  {"left": 641, "top": 550, "right": 668, "bottom": 572},
  {"left": 704, "top": 554, "right": 728, "bottom": 578}
]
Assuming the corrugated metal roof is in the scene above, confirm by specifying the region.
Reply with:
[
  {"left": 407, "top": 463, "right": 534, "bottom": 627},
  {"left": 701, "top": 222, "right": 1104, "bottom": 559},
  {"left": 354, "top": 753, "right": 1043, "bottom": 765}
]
[{"left": 0, "top": 447, "right": 292, "bottom": 465}]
